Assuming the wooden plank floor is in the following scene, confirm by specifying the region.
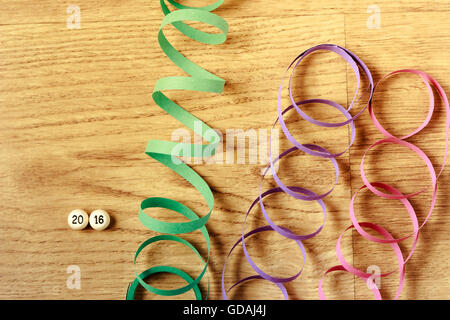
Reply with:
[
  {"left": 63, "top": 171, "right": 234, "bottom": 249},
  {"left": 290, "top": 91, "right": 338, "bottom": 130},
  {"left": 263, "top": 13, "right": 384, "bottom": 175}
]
[{"left": 0, "top": 0, "right": 449, "bottom": 299}]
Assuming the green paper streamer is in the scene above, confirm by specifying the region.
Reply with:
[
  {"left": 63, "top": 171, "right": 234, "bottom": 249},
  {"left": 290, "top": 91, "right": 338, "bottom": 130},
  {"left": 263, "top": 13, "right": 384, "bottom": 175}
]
[{"left": 126, "top": 0, "right": 228, "bottom": 300}]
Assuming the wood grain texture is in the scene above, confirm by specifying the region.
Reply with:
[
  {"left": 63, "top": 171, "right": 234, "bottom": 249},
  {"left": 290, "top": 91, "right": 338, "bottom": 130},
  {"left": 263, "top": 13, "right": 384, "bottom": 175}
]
[{"left": 0, "top": 0, "right": 449, "bottom": 299}]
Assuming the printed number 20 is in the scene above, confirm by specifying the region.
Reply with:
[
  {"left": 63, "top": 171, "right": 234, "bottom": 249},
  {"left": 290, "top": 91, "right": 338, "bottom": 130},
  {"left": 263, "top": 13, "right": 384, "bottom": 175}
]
[{"left": 72, "top": 215, "right": 83, "bottom": 224}]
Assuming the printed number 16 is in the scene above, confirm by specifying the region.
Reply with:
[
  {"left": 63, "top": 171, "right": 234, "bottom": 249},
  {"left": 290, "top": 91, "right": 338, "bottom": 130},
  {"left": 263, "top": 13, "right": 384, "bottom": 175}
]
[{"left": 94, "top": 215, "right": 104, "bottom": 224}]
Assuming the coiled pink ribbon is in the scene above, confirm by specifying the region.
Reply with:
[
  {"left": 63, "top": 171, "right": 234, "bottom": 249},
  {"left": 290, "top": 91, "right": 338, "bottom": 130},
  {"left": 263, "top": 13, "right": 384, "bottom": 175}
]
[
  {"left": 221, "top": 44, "right": 374, "bottom": 299},
  {"left": 319, "top": 69, "right": 450, "bottom": 300}
]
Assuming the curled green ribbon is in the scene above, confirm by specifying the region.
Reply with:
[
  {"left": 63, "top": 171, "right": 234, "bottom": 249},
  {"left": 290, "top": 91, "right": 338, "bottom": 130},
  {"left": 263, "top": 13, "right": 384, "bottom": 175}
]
[{"left": 126, "top": 0, "right": 228, "bottom": 300}]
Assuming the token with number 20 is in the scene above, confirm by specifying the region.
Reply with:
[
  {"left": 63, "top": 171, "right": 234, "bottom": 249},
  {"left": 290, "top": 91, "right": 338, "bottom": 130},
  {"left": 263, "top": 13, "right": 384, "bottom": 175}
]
[{"left": 68, "top": 209, "right": 89, "bottom": 230}]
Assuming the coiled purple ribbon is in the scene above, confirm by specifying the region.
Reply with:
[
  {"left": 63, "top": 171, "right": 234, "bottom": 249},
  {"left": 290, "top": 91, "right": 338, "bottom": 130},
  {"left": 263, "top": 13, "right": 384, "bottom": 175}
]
[{"left": 222, "top": 44, "right": 374, "bottom": 299}]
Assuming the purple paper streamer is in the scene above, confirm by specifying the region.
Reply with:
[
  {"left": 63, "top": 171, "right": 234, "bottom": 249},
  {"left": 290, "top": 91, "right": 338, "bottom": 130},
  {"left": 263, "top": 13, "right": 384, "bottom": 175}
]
[{"left": 221, "top": 44, "right": 374, "bottom": 300}]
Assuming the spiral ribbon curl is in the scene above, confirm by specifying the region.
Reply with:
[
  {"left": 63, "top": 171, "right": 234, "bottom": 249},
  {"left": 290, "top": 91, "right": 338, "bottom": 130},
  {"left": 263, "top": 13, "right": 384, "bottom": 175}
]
[
  {"left": 319, "top": 69, "right": 449, "bottom": 299},
  {"left": 222, "top": 44, "right": 374, "bottom": 299},
  {"left": 126, "top": 0, "right": 228, "bottom": 300}
]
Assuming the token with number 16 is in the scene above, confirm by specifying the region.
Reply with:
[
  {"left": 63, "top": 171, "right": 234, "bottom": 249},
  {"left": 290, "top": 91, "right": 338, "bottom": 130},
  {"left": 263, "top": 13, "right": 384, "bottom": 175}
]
[{"left": 89, "top": 209, "right": 110, "bottom": 231}]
